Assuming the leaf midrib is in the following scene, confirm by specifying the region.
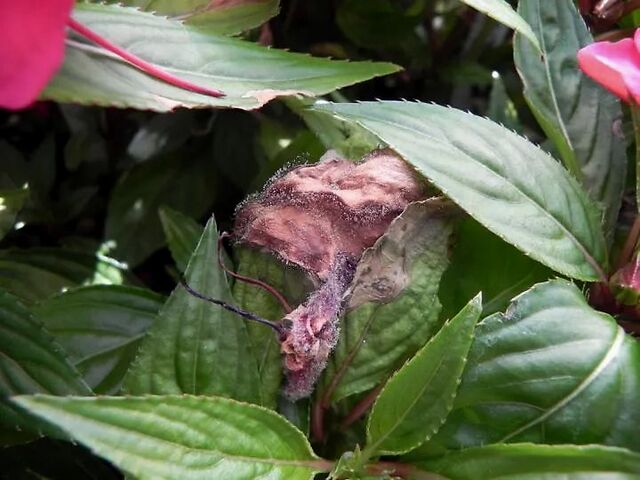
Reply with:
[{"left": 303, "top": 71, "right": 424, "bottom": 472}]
[
  {"left": 368, "top": 353, "right": 447, "bottom": 454},
  {"left": 532, "top": 0, "right": 579, "bottom": 180}
]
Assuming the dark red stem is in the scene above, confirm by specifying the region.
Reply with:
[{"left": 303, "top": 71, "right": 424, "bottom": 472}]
[
  {"left": 218, "top": 233, "right": 293, "bottom": 314},
  {"left": 311, "top": 399, "right": 326, "bottom": 443},
  {"left": 66, "top": 18, "right": 224, "bottom": 98},
  {"left": 340, "top": 384, "right": 384, "bottom": 431}
]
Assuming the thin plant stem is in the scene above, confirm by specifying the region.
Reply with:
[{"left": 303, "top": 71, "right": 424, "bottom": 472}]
[
  {"left": 311, "top": 398, "right": 326, "bottom": 443},
  {"left": 179, "top": 278, "right": 284, "bottom": 337},
  {"left": 217, "top": 233, "right": 293, "bottom": 313},
  {"left": 66, "top": 18, "right": 225, "bottom": 97}
]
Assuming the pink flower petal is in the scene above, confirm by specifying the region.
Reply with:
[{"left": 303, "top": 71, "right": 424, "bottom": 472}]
[
  {"left": 0, "top": 0, "right": 74, "bottom": 110},
  {"left": 577, "top": 37, "right": 640, "bottom": 104}
]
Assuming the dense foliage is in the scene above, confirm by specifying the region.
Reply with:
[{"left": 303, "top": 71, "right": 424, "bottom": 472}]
[{"left": 2, "top": 0, "right": 640, "bottom": 479}]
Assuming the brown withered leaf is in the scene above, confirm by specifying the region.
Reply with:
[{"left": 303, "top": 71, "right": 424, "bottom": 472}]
[
  {"left": 347, "top": 198, "right": 457, "bottom": 310},
  {"left": 234, "top": 148, "right": 426, "bottom": 281}
]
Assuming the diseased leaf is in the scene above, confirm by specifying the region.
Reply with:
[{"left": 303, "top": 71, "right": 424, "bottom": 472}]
[
  {"left": 14, "top": 395, "right": 325, "bottom": 480},
  {"left": 514, "top": 0, "right": 626, "bottom": 238},
  {"left": 315, "top": 101, "right": 608, "bottom": 281},
  {"left": 232, "top": 247, "right": 311, "bottom": 408},
  {"left": 124, "top": 217, "right": 261, "bottom": 404},
  {"left": 33, "top": 285, "right": 164, "bottom": 394},
  {"left": 422, "top": 280, "right": 640, "bottom": 454},
  {"left": 0, "top": 290, "right": 91, "bottom": 439},
  {"left": 105, "top": 153, "right": 216, "bottom": 267},
  {"left": 321, "top": 199, "right": 454, "bottom": 403},
  {"left": 412, "top": 443, "right": 640, "bottom": 480},
  {"left": 459, "top": 0, "right": 540, "bottom": 51},
  {"left": 366, "top": 294, "right": 482, "bottom": 455},
  {"left": 440, "top": 217, "right": 551, "bottom": 319},
  {"left": 0, "top": 186, "right": 29, "bottom": 240},
  {"left": 47, "top": 3, "right": 399, "bottom": 112},
  {"left": 158, "top": 206, "right": 204, "bottom": 272},
  {"left": 0, "top": 248, "right": 127, "bottom": 305}
]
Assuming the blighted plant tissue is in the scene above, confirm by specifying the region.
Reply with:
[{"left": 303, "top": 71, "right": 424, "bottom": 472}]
[{"left": 234, "top": 149, "right": 426, "bottom": 399}]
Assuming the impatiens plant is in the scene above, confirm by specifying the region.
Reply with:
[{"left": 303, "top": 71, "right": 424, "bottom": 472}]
[{"left": 2, "top": 0, "right": 640, "bottom": 479}]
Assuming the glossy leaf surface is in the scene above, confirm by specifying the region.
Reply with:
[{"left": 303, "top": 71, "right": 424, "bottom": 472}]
[
  {"left": 315, "top": 101, "right": 607, "bottom": 281},
  {"left": 366, "top": 294, "right": 482, "bottom": 455},
  {"left": 0, "top": 290, "right": 90, "bottom": 437},
  {"left": 46, "top": 4, "right": 399, "bottom": 111},
  {"left": 124, "top": 217, "right": 261, "bottom": 404},
  {"left": 15, "top": 395, "right": 324, "bottom": 480},
  {"left": 423, "top": 280, "right": 640, "bottom": 453},
  {"left": 514, "top": 0, "right": 626, "bottom": 237},
  {"left": 415, "top": 443, "right": 640, "bottom": 480},
  {"left": 34, "top": 285, "right": 163, "bottom": 394}
]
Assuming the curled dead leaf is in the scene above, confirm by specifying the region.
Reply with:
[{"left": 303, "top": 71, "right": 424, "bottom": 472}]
[
  {"left": 347, "top": 198, "right": 456, "bottom": 310},
  {"left": 234, "top": 148, "right": 426, "bottom": 280}
]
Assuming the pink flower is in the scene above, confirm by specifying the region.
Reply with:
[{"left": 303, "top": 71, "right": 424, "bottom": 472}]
[
  {"left": 0, "top": 0, "right": 74, "bottom": 110},
  {"left": 577, "top": 29, "right": 640, "bottom": 104},
  {"left": 0, "top": 1, "right": 223, "bottom": 111}
]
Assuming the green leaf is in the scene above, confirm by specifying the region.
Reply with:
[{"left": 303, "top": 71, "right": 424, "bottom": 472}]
[
  {"left": 459, "top": 0, "right": 540, "bottom": 52},
  {"left": 158, "top": 206, "right": 204, "bottom": 272},
  {"left": 440, "top": 217, "right": 551, "bottom": 319},
  {"left": 366, "top": 294, "right": 482, "bottom": 455},
  {"left": 48, "top": 3, "right": 399, "bottom": 112},
  {"left": 0, "top": 290, "right": 90, "bottom": 438},
  {"left": 117, "top": 0, "right": 279, "bottom": 35},
  {"left": 124, "top": 217, "right": 261, "bottom": 404},
  {"left": 13, "top": 395, "right": 326, "bottom": 480},
  {"left": 0, "top": 186, "right": 29, "bottom": 240},
  {"left": 315, "top": 101, "right": 607, "bottom": 281},
  {"left": 321, "top": 199, "right": 454, "bottom": 403},
  {"left": 414, "top": 443, "right": 640, "bottom": 480},
  {"left": 33, "top": 286, "right": 164, "bottom": 395},
  {"left": 423, "top": 280, "right": 640, "bottom": 453},
  {"left": 514, "top": 0, "right": 626, "bottom": 237},
  {"left": 286, "top": 98, "right": 380, "bottom": 160},
  {"left": 183, "top": 0, "right": 279, "bottom": 35},
  {"left": 105, "top": 154, "right": 216, "bottom": 267},
  {"left": 0, "top": 248, "right": 127, "bottom": 305}
]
